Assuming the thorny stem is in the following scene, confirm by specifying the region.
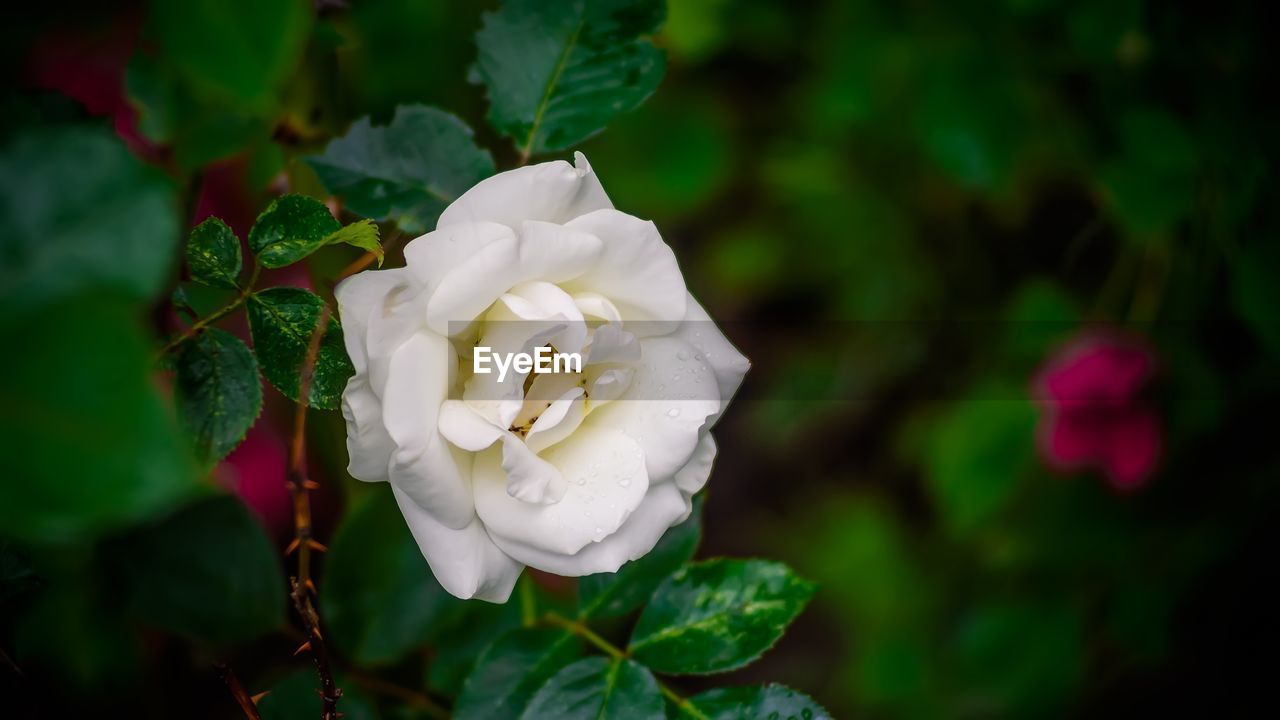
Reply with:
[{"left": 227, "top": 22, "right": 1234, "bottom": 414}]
[
  {"left": 540, "top": 612, "right": 709, "bottom": 719},
  {"left": 215, "top": 662, "right": 264, "bottom": 720},
  {"left": 155, "top": 263, "right": 262, "bottom": 359},
  {"left": 286, "top": 304, "right": 343, "bottom": 720}
]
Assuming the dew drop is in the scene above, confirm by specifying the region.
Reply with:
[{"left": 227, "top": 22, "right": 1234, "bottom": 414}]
[
  {"left": 618, "top": 477, "right": 631, "bottom": 488},
  {"left": 676, "top": 349, "right": 690, "bottom": 361},
  {"left": 694, "top": 353, "right": 704, "bottom": 361},
  {"left": 576, "top": 477, "right": 586, "bottom": 485},
  {"left": 666, "top": 408, "right": 681, "bottom": 418}
]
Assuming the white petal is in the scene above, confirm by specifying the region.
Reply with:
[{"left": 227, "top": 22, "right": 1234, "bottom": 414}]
[
  {"left": 585, "top": 323, "right": 640, "bottom": 365},
  {"left": 402, "top": 221, "right": 515, "bottom": 300},
  {"left": 438, "top": 399, "right": 504, "bottom": 452},
  {"left": 425, "top": 221, "right": 601, "bottom": 334},
  {"left": 341, "top": 375, "right": 395, "bottom": 483},
  {"left": 335, "top": 268, "right": 415, "bottom": 483},
  {"left": 671, "top": 293, "right": 751, "bottom": 425},
  {"left": 492, "top": 482, "right": 690, "bottom": 576},
  {"left": 382, "top": 331, "right": 474, "bottom": 529},
  {"left": 500, "top": 435, "right": 567, "bottom": 505},
  {"left": 390, "top": 485, "right": 522, "bottom": 602},
  {"left": 674, "top": 432, "right": 716, "bottom": 495},
  {"left": 563, "top": 209, "right": 687, "bottom": 329},
  {"left": 584, "top": 335, "right": 721, "bottom": 483},
  {"left": 474, "top": 426, "right": 649, "bottom": 557},
  {"left": 437, "top": 152, "right": 612, "bottom": 230},
  {"left": 525, "top": 387, "right": 586, "bottom": 454}
]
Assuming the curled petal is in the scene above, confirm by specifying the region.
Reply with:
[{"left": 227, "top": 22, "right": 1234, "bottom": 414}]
[
  {"left": 564, "top": 209, "right": 687, "bottom": 329},
  {"left": 475, "top": 426, "right": 649, "bottom": 557},
  {"left": 492, "top": 482, "right": 690, "bottom": 577},
  {"left": 438, "top": 151, "right": 612, "bottom": 230},
  {"left": 390, "top": 486, "right": 522, "bottom": 602}
]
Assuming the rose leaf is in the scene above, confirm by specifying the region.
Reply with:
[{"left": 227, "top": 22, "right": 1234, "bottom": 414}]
[
  {"left": 518, "top": 656, "right": 665, "bottom": 720},
  {"left": 627, "top": 559, "right": 817, "bottom": 675},
  {"left": 174, "top": 327, "right": 262, "bottom": 465},
  {"left": 475, "top": 0, "right": 667, "bottom": 157},
  {"left": 306, "top": 104, "right": 495, "bottom": 234},
  {"left": 185, "top": 217, "right": 242, "bottom": 288},
  {"left": 454, "top": 627, "right": 582, "bottom": 720},
  {"left": 688, "top": 684, "right": 834, "bottom": 720},
  {"left": 577, "top": 495, "right": 702, "bottom": 620},
  {"left": 246, "top": 287, "right": 353, "bottom": 410}
]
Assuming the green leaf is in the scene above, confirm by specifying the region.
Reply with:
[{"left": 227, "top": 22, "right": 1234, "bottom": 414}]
[
  {"left": 175, "top": 327, "right": 263, "bottom": 465},
  {"left": 687, "top": 684, "right": 834, "bottom": 720},
  {"left": 105, "top": 495, "right": 285, "bottom": 647},
  {"left": 519, "top": 656, "right": 664, "bottom": 720},
  {"left": 306, "top": 104, "right": 495, "bottom": 234},
  {"left": 427, "top": 599, "right": 524, "bottom": 695},
  {"left": 0, "top": 297, "right": 198, "bottom": 544},
  {"left": 475, "top": 0, "right": 667, "bottom": 156},
  {"left": 246, "top": 287, "right": 354, "bottom": 410},
  {"left": 455, "top": 628, "right": 582, "bottom": 720},
  {"left": 186, "top": 217, "right": 243, "bottom": 288},
  {"left": 628, "top": 559, "right": 816, "bottom": 675},
  {"left": 248, "top": 194, "right": 342, "bottom": 268},
  {"left": 578, "top": 496, "right": 701, "bottom": 619},
  {"left": 326, "top": 219, "right": 384, "bottom": 266},
  {"left": 148, "top": 0, "right": 310, "bottom": 113},
  {"left": 257, "top": 669, "right": 380, "bottom": 720},
  {"left": 0, "top": 125, "right": 179, "bottom": 322},
  {"left": 324, "top": 488, "right": 461, "bottom": 665}
]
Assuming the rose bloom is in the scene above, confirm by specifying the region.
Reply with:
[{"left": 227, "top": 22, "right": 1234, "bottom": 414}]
[
  {"left": 1033, "top": 331, "right": 1160, "bottom": 491},
  {"left": 336, "top": 154, "right": 748, "bottom": 601}
]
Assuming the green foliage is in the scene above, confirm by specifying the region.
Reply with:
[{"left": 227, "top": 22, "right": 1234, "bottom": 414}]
[
  {"left": 307, "top": 105, "right": 495, "bottom": 233},
  {"left": 0, "top": 298, "right": 197, "bottom": 544},
  {"left": 519, "top": 656, "right": 665, "bottom": 720},
  {"left": 689, "top": 684, "right": 833, "bottom": 720},
  {"left": 426, "top": 599, "right": 524, "bottom": 695},
  {"left": 454, "top": 628, "right": 582, "bottom": 720},
  {"left": 578, "top": 496, "right": 701, "bottom": 619},
  {"left": 106, "top": 495, "right": 286, "bottom": 647},
  {"left": 148, "top": 0, "right": 310, "bottom": 114},
  {"left": 0, "top": 125, "right": 179, "bottom": 322},
  {"left": 186, "top": 217, "right": 243, "bottom": 288},
  {"left": 629, "top": 559, "right": 816, "bottom": 674},
  {"left": 1231, "top": 239, "right": 1280, "bottom": 358},
  {"left": 175, "top": 327, "right": 263, "bottom": 464},
  {"left": 324, "top": 488, "right": 461, "bottom": 665},
  {"left": 247, "top": 286, "right": 354, "bottom": 410},
  {"left": 248, "top": 194, "right": 341, "bottom": 268},
  {"left": 475, "top": 0, "right": 666, "bottom": 156},
  {"left": 326, "top": 219, "right": 385, "bottom": 265}
]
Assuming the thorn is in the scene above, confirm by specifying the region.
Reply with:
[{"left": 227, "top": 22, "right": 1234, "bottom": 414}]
[
  {"left": 302, "top": 480, "right": 320, "bottom": 490},
  {"left": 305, "top": 578, "right": 318, "bottom": 595},
  {"left": 250, "top": 691, "right": 270, "bottom": 705},
  {"left": 308, "top": 539, "right": 328, "bottom": 553},
  {"left": 284, "top": 538, "right": 300, "bottom": 556},
  {"left": 294, "top": 641, "right": 312, "bottom": 656}
]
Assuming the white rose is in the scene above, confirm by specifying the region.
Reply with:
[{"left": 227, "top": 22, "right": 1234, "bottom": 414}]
[{"left": 336, "top": 153, "right": 748, "bottom": 601}]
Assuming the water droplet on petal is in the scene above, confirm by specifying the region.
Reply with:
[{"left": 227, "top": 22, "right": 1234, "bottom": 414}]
[
  {"left": 677, "top": 349, "right": 690, "bottom": 361},
  {"left": 666, "top": 408, "right": 681, "bottom": 418},
  {"left": 619, "top": 477, "right": 631, "bottom": 487}
]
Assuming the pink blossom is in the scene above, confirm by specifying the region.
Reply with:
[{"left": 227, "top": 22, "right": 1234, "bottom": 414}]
[{"left": 1033, "top": 331, "right": 1161, "bottom": 490}]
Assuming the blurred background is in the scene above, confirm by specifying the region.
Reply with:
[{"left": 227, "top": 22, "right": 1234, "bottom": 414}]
[{"left": 3, "top": 0, "right": 1278, "bottom": 717}]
